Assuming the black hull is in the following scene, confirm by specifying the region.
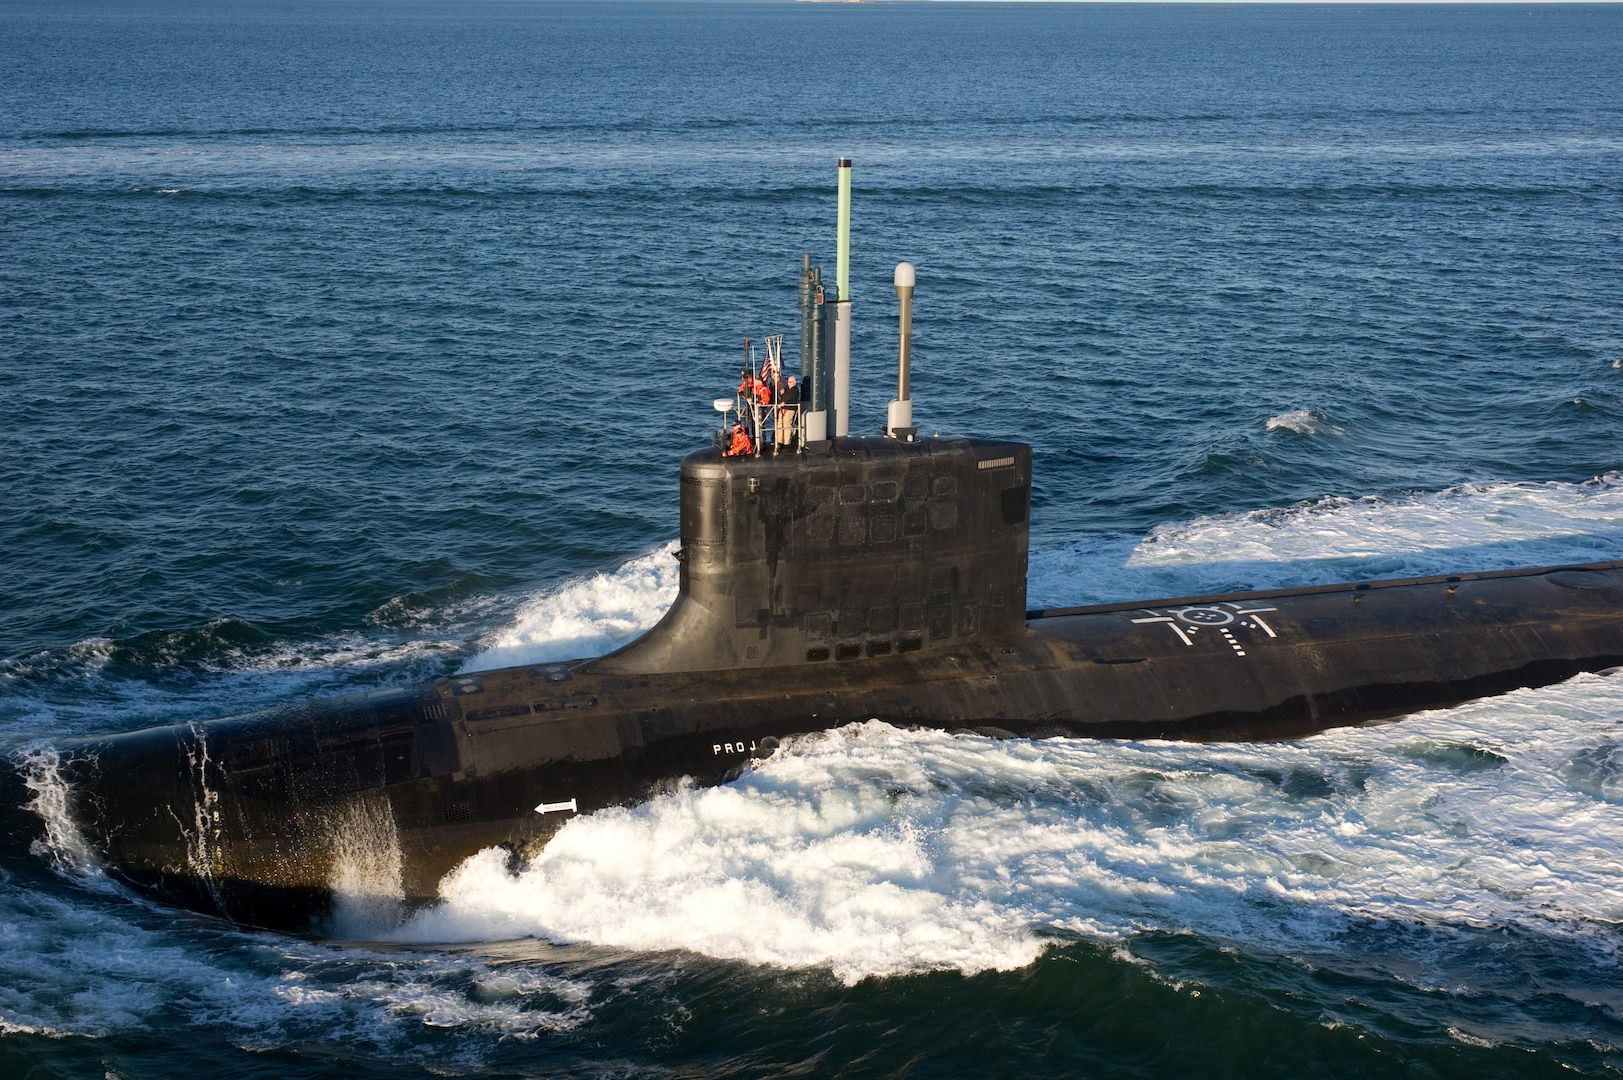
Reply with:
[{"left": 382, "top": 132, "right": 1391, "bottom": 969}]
[{"left": 38, "top": 558, "right": 1623, "bottom": 930}]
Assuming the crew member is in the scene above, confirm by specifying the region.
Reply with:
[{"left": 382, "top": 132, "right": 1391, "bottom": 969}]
[
  {"left": 776, "top": 374, "right": 800, "bottom": 447},
  {"left": 724, "top": 422, "right": 753, "bottom": 457}
]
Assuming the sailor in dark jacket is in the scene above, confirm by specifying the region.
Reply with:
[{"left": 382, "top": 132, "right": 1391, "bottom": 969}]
[{"left": 776, "top": 375, "right": 800, "bottom": 447}]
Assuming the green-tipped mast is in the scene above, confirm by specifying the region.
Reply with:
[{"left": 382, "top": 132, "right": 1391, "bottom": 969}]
[{"left": 831, "top": 158, "right": 852, "bottom": 437}]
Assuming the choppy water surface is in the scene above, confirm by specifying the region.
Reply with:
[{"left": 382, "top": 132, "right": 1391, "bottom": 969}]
[{"left": 3, "top": 2, "right": 1623, "bottom": 1077}]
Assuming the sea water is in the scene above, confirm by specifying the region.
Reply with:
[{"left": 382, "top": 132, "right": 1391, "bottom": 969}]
[{"left": 3, "top": 2, "right": 1623, "bottom": 1076}]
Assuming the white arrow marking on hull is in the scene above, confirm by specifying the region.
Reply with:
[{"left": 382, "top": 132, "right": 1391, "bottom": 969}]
[{"left": 534, "top": 798, "right": 578, "bottom": 815}]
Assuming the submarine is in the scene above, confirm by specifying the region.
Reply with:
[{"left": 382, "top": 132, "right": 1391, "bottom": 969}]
[{"left": 17, "top": 160, "right": 1623, "bottom": 931}]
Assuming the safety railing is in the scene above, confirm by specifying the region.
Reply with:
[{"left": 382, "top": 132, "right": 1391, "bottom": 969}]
[{"left": 714, "top": 394, "right": 802, "bottom": 457}]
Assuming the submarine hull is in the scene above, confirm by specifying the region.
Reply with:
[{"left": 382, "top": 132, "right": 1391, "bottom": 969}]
[{"left": 42, "top": 558, "right": 1623, "bottom": 930}]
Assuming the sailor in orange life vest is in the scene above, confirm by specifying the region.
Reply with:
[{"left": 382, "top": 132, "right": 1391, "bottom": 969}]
[
  {"left": 724, "top": 421, "right": 753, "bottom": 457},
  {"left": 739, "top": 371, "right": 772, "bottom": 409},
  {"left": 736, "top": 371, "right": 773, "bottom": 448}
]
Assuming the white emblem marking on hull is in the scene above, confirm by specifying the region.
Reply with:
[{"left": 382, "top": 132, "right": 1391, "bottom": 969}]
[
  {"left": 1244, "top": 614, "right": 1278, "bottom": 637},
  {"left": 1175, "top": 606, "right": 1233, "bottom": 626},
  {"left": 1131, "top": 613, "right": 1193, "bottom": 645},
  {"left": 1129, "top": 602, "right": 1280, "bottom": 653}
]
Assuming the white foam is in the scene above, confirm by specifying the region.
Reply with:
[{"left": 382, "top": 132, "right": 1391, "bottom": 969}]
[
  {"left": 14, "top": 745, "right": 109, "bottom": 888},
  {"left": 459, "top": 543, "right": 680, "bottom": 673},
  {"left": 259, "top": 955, "right": 592, "bottom": 1042},
  {"left": 391, "top": 673, "right": 1623, "bottom": 985},
  {"left": 325, "top": 793, "right": 407, "bottom": 940},
  {"left": 1030, "top": 473, "right": 1623, "bottom": 607},
  {"left": 0, "top": 883, "right": 593, "bottom": 1046},
  {"left": 0, "top": 1018, "right": 70, "bottom": 1038}
]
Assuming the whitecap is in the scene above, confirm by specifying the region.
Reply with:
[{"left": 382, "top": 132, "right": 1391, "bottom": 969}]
[
  {"left": 1030, "top": 473, "right": 1623, "bottom": 607},
  {"left": 1264, "top": 408, "right": 1336, "bottom": 435}
]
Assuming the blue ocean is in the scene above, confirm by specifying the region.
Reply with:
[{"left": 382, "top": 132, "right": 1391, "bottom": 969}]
[{"left": 4, "top": 1, "right": 1623, "bottom": 1076}]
